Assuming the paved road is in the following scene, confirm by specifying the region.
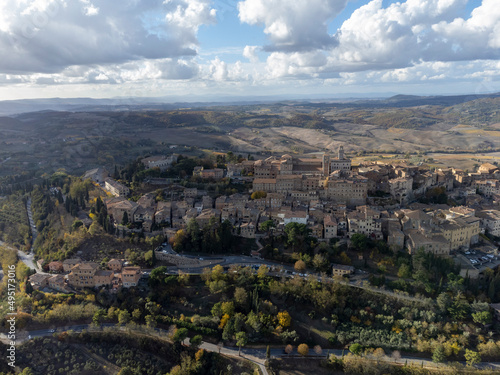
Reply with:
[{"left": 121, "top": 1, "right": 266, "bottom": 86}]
[
  {"left": 16, "top": 249, "right": 38, "bottom": 271},
  {"left": 165, "top": 253, "right": 428, "bottom": 305},
  {"left": 197, "top": 339, "right": 269, "bottom": 375},
  {"left": 0, "top": 239, "right": 46, "bottom": 275},
  {"left": 165, "top": 252, "right": 429, "bottom": 305}
]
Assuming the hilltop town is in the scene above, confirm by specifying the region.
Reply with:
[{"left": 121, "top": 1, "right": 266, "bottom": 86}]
[
  {"left": 2, "top": 121, "right": 500, "bottom": 374},
  {"left": 25, "top": 145, "right": 500, "bottom": 295}
]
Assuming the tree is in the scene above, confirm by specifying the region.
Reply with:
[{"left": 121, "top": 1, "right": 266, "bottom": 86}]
[
  {"left": 436, "top": 292, "right": 452, "bottom": 314},
  {"left": 172, "top": 229, "right": 188, "bottom": 252},
  {"left": 397, "top": 264, "right": 412, "bottom": 279},
  {"left": 432, "top": 345, "right": 446, "bottom": 363},
  {"left": 472, "top": 311, "right": 492, "bottom": 326},
  {"left": 211, "top": 264, "right": 225, "bottom": 281},
  {"left": 373, "top": 348, "right": 385, "bottom": 363},
  {"left": 312, "top": 254, "right": 328, "bottom": 272},
  {"left": 280, "top": 330, "right": 299, "bottom": 344},
  {"left": 284, "top": 222, "right": 312, "bottom": 252},
  {"left": 391, "top": 350, "right": 401, "bottom": 363},
  {"left": 236, "top": 332, "right": 248, "bottom": 356},
  {"left": 350, "top": 233, "right": 368, "bottom": 250},
  {"left": 118, "top": 310, "right": 130, "bottom": 325},
  {"left": 190, "top": 335, "right": 203, "bottom": 349},
  {"left": 219, "top": 314, "right": 230, "bottom": 329},
  {"left": 297, "top": 343, "right": 309, "bottom": 356},
  {"left": 132, "top": 308, "right": 141, "bottom": 321},
  {"left": 195, "top": 348, "right": 205, "bottom": 362},
  {"left": 261, "top": 220, "right": 275, "bottom": 234},
  {"left": 349, "top": 343, "right": 363, "bottom": 356},
  {"left": 186, "top": 218, "right": 201, "bottom": 251},
  {"left": 221, "top": 301, "right": 235, "bottom": 316},
  {"left": 447, "top": 273, "right": 465, "bottom": 293},
  {"left": 251, "top": 191, "right": 267, "bottom": 200},
  {"left": 464, "top": 349, "right": 481, "bottom": 366},
  {"left": 257, "top": 264, "right": 269, "bottom": 280},
  {"left": 449, "top": 292, "right": 470, "bottom": 320},
  {"left": 172, "top": 328, "right": 189, "bottom": 343},
  {"left": 488, "top": 279, "right": 496, "bottom": 300},
  {"left": 149, "top": 266, "right": 168, "bottom": 287},
  {"left": 25, "top": 280, "right": 33, "bottom": 294},
  {"left": 117, "top": 367, "right": 134, "bottom": 375},
  {"left": 266, "top": 345, "right": 271, "bottom": 359},
  {"left": 145, "top": 315, "right": 157, "bottom": 328},
  {"left": 234, "top": 287, "right": 248, "bottom": 308},
  {"left": 121, "top": 211, "right": 129, "bottom": 225},
  {"left": 339, "top": 251, "right": 352, "bottom": 265},
  {"left": 277, "top": 311, "right": 292, "bottom": 328},
  {"left": 145, "top": 300, "right": 161, "bottom": 316},
  {"left": 294, "top": 260, "right": 306, "bottom": 272}
]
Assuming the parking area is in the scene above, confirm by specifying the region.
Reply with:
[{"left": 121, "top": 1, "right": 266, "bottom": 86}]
[{"left": 458, "top": 245, "right": 500, "bottom": 272}]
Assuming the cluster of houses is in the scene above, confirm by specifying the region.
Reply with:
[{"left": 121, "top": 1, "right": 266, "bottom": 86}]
[
  {"left": 79, "top": 151, "right": 500, "bottom": 276},
  {"left": 29, "top": 258, "right": 142, "bottom": 293}
]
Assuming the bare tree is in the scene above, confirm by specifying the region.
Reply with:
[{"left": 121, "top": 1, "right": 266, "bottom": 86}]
[{"left": 391, "top": 350, "right": 401, "bottom": 363}]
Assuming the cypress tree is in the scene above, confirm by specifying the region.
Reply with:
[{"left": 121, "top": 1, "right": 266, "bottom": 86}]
[
  {"left": 151, "top": 247, "right": 156, "bottom": 266},
  {"left": 488, "top": 279, "right": 496, "bottom": 301}
]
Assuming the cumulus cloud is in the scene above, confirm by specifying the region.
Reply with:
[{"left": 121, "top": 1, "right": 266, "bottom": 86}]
[
  {"left": 209, "top": 57, "right": 228, "bottom": 81},
  {"left": 243, "top": 45, "right": 259, "bottom": 63},
  {"left": 250, "top": 0, "right": 500, "bottom": 79},
  {"left": 330, "top": 0, "right": 472, "bottom": 70},
  {"left": 431, "top": 0, "right": 500, "bottom": 59},
  {"left": 266, "top": 51, "right": 330, "bottom": 78},
  {"left": 238, "top": 0, "right": 348, "bottom": 52},
  {"left": 0, "top": 0, "right": 216, "bottom": 74},
  {"left": 3, "top": 0, "right": 500, "bottom": 98}
]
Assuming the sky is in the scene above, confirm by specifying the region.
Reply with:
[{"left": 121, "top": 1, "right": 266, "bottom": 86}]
[{"left": 0, "top": 0, "right": 500, "bottom": 100}]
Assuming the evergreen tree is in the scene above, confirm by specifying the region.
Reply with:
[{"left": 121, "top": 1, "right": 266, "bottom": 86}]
[
  {"left": 488, "top": 279, "right": 496, "bottom": 301},
  {"left": 432, "top": 345, "right": 446, "bottom": 363},
  {"left": 121, "top": 211, "right": 129, "bottom": 225},
  {"left": 96, "top": 196, "right": 103, "bottom": 213},
  {"left": 252, "top": 287, "right": 259, "bottom": 313},
  {"left": 151, "top": 246, "right": 156, "bottom": 266},
  {"left": 25, "top": 280, "right": 33, "bottom": 294}
]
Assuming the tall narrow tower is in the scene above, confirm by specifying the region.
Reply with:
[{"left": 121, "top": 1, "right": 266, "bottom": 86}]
[
  {"left": 338, "top": 145, "right": 345, "bottom": 160},
  {"left": 322, "top": 153, "right": 330, "bottom": 176}
]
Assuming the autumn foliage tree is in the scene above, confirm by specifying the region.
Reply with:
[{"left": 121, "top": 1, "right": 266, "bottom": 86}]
[
  {"left": 294, "top": 260, "right": 306, "bottom": 272},
  {"left": 297, "top": 343, "right": 309, "bottom": 356},
  {"left": 277, "top": 311, "right": 292, "bottom": 328},
  {"left": 251, "top": 191, "right": 267, "bottom": 200}
]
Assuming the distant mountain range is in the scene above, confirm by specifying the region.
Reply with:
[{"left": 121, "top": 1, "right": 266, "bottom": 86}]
[{"left": 1, "top": 92, "right": 500, "bottom": 116}]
